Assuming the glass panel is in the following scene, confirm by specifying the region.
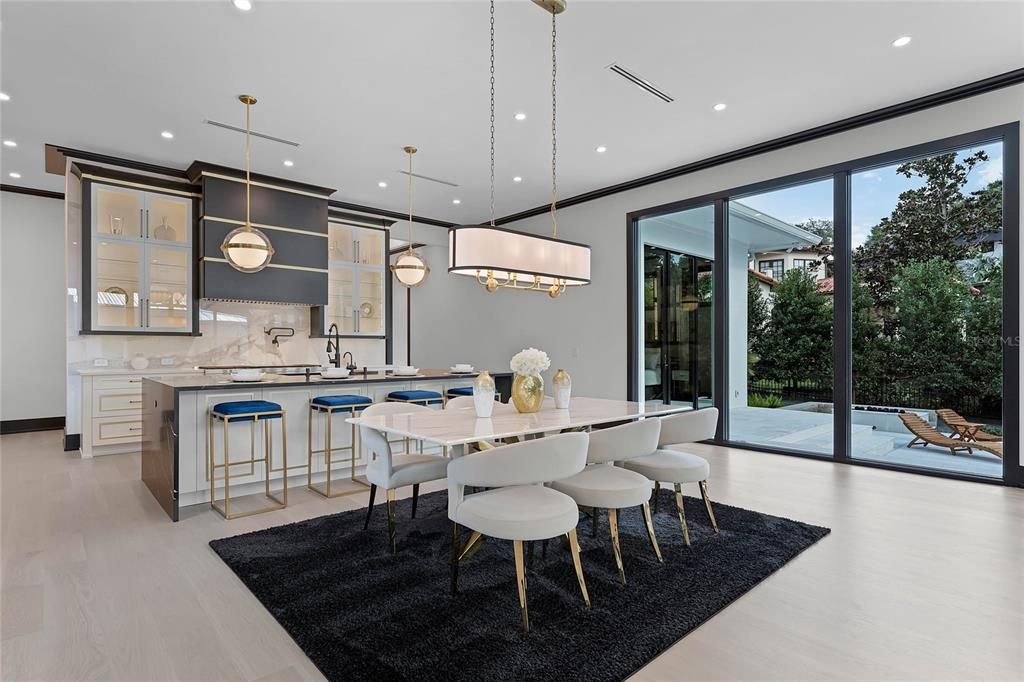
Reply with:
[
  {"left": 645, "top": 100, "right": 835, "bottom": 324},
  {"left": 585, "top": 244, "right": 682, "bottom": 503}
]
[
  {"left": 95, "top": 240, "right": 142, "bottom": 328},
  {"left": 850, "top": 142, "right": 1003, "bottom": 479},
  {"left": 642, "top": 246, "right": 665, "bottom": 403},
  {"left": 356, "top": 228, "right": 385, "bottom": 266},
  {"left": 95, "top": 186, "right": 143, "bottom": 238},
  {"left": 728, "top": 178, "right": 834, "bottom": 455},
  {"left": 356, "top": 270, "right": 385, "bottom": 334},
  {"left": 328, "top": 224, "right": 355, "bottom": 263},
  {"left": 147, "top": 194, "right": 190, "bottom": 244},
  {"left": 147, "top": 246, "right": 190, "bottom": 329},
  {"left": 325, "top": 266, "right": 355, "bottom": 334}
]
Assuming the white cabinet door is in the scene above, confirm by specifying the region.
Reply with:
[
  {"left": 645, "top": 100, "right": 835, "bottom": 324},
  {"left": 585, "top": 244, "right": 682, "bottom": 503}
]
[{"left": 145, "top": 244, "right": 192, "bottom": 331}]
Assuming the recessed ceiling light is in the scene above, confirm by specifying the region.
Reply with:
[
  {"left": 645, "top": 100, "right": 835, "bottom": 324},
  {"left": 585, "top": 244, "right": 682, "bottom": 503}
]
[
  {"left": 713, "top": 102, "right": 727, "bottom": 111},
  {"left": 0, "top": 92, "right": 9, "bottom": 101},
  {"left": 892, "top": 36, "right": 912, "bottom": 47},
  {"left": 160, "top": 131, "right": 174, "bottom": 139},
  {"left": 514, "top": 112, "right": 527, "bottom": 121},
  {"left": 2, "top": 140, "right": 16, "bottom": 147},
  {"left": 8, "top": 172, "right": 21, "bottom": 179},
  {"left": 513, "top": 176, "right": 522, "bottom": 183},
  {"left": 233, "top": 0, "right": 253, "bottom": 10},
  {"left": 452, "top": 199, "right": 461, "bottom": 204},
  {"left": 595, "top": 146, "right": 607, "bottom": 153},
  {"left": 282, "top": 160, "right": 294, "bottom": 167},
  {"left": 378, "top": 181, "right": 387, "bottom": 188}
]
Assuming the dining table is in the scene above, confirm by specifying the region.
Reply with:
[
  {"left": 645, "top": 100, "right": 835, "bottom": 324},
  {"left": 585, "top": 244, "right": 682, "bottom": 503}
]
[{"left": 347, "top": 397, "right": 694, "bottom": 456}]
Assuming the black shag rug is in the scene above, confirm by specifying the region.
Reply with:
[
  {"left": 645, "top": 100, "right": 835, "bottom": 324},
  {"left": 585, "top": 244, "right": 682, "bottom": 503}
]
[{"left": 210, "top": 489, "right": 829, "bottom": 682}]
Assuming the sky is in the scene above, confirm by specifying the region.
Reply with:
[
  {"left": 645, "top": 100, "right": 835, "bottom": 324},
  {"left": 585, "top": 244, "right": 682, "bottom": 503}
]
[{"left": 737, "top": 141, "right": 1003, "bottom": 248}]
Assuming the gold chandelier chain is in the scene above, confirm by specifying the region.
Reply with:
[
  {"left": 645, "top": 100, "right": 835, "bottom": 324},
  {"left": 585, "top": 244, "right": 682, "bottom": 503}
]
[
  {"left": 245, "top": 98, "right": 251, "bottom": 229},
  {"left": 489, "top": 0, "right": 496, "bottom": 226},
  {"left": 407, "top": 149, "right": 414, "bottom": 250},
  {"left": 550, "top": 9, "right": 557, "bottom": 240}
]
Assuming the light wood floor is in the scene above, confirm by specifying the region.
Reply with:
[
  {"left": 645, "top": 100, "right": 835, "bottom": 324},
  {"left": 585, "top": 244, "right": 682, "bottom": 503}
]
[{"left": 2, "top": 430, "right": 1022, "bottom": 681}]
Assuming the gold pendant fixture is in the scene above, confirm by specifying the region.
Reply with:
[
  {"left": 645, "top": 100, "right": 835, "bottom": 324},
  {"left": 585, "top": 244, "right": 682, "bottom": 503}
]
[
  {"left": 220, "top": 95, "right": 275, "bottom": 273},
  {"left": 390, "top": 146, "right": 430, "bottom": 288},
  {"left": 448, "top": 0, "right": 590, "bottom": 298}
]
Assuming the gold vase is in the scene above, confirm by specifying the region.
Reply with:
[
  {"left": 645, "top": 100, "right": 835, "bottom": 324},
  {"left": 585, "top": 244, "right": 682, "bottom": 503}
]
[{"left": 511, "top": 373, "right": 545, "bottom": 413}]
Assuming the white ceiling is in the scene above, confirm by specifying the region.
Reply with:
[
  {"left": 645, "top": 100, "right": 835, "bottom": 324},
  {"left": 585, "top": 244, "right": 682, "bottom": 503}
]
[{"left": 2, "top": 1, "right": 1022, "bottom": 223}]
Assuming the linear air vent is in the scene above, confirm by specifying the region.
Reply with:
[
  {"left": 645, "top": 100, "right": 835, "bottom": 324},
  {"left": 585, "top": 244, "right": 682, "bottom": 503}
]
[
  {"left": 607, "top": 63, "right": 674, "bottom": 103},
  {"left": 397, "top": 170, "right": 460, "bottom": 188},
  {"left": 204, "top": 119, "right": 301, "bottom": 147}
]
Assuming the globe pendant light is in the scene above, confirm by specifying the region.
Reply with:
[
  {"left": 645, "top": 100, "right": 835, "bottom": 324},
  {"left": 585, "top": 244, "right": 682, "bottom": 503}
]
[
  {"left": 448, "top": 0, "right": 590, "bottom": 298},
  {"left": 220, "top": 95, "right": 275, "bottom": 273},
  {"left": 390, "top": 146, "right": 430, "bottom": 287}
]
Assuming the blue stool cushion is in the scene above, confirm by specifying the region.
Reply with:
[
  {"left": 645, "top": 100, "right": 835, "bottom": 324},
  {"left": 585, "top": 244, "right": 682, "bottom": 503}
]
[
  {"left": 447, "top": 386, "right": 475, "bottom": 397},
  {"left": 213, "top": 400, "right": 283, "bottom": 421},
  {"left": 312, "top": 394, "right": 373, "bottom": 410},
  {"left": 388, "top": 389, "right": 444, "bottom": 404}
]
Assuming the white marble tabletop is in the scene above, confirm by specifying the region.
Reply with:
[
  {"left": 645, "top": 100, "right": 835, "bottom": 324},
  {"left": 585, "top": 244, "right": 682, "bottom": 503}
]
[{"left": 347, "top": 397, "right": 692, "bottom": 447}]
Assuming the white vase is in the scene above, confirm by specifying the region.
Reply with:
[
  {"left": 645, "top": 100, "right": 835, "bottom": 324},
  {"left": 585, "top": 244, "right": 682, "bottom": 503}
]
[
  {"left": 553, "top": 368, "right": 572, "bottom": 409},
  {"left": 473, "top": 371, "right": 495, "bottom": 418}
]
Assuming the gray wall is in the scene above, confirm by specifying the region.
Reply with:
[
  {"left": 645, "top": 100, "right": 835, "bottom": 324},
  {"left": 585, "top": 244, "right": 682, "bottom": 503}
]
[{"left": 1, "top": 191, "right": 67, "bottom": 421}]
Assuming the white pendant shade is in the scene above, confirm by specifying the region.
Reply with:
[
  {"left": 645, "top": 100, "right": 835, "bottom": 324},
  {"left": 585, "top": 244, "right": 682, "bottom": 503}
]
[
  {"left": 448, "top": 225, "right": 591, "bottom": 287},
  {"left": 221, "top": 225, "right": 274, "bottom": 273},
  {"left": 392, "top": 250, "right": 430, "bottom": 288}
]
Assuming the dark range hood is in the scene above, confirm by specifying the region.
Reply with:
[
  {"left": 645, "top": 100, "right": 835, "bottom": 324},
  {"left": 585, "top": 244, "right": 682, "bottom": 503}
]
[{"left": 187, "top": 162, "right": 335, "bottom": 305}]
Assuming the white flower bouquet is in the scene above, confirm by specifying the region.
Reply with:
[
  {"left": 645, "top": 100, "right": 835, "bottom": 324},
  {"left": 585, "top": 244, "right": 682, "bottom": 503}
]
[{"left": 510, "top": 347, "right": 551, "bottom": 377}]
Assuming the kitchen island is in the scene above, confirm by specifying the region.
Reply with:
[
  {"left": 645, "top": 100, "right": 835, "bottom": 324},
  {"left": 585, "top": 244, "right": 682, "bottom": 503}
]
[{"left": 141, "top": 369, "right": 512, "bottom": 521}]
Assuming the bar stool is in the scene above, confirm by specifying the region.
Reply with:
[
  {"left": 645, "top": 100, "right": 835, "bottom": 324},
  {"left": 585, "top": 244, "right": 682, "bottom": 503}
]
[
  {"left": 386, "top": 389, "right": 445, "bottom": 407},
  {"left": 207, "top": 399, "right": 288, "bottom": 520},
  {"left": 446, "top": 386, "right": 474, "bottom": 399},
  {"left": 307, "top": 394, "right": 373, "bottom": 498}
]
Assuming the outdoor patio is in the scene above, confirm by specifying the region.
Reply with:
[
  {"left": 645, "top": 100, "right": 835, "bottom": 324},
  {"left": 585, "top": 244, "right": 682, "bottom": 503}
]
[{"left": 729, "top": 406, "right": 1003, "bottom": 478}]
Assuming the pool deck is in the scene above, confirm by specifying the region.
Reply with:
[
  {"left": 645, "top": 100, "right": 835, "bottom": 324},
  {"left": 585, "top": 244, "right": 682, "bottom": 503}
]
[{"left": 729, "top": 406, "right": 1002, "bottom": 478}]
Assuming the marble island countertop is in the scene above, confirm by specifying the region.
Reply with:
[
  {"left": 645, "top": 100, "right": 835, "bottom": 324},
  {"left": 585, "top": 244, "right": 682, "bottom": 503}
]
[{"left": 146, "top": 368, "right": 511, "bottom": 391}]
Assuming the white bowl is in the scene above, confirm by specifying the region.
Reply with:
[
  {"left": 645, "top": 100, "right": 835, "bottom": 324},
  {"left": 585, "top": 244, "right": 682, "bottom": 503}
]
[
  {"left": 395, "top": 367, "right": 419, "bottom": 376},
  {"left": 321, "top": 367, "right": 350, "bottom": 379},
  {"left": 452, "top": 364, "right": 474, "bottom": 372},
  {"left": 229, "top": 370, "right": 264, "bottom": 382}
]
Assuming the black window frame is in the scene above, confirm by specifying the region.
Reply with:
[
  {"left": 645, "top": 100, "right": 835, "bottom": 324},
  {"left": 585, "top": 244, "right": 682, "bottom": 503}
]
[{"left": 757, "top": 259, "right": 785, "bottom": 281}]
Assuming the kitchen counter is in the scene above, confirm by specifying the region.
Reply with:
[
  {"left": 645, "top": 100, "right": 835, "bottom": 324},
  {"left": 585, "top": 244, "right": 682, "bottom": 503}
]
[
  {"left": 148, "top": 368, "right": 505, "bottom": 392},
  {"left": 75, "top": 366, "right": 201, "bottom": 376}
]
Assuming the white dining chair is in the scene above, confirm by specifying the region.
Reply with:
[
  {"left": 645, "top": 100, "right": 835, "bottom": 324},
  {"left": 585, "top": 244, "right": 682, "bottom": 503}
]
[
  {"left": 447, "top": 432, "right": 591, "bottom": 632},
  {"left": 443, "top": 395, "right": 476, "bottom": 410},
  {"left": 359, "top": 402, "right": 449, "bottom": 554},
  {"left": 621, "top": 408, "right": 720, "bottom": 546},
  {"left": 549, "top": 418, "right": 663, "bottom": 583}
]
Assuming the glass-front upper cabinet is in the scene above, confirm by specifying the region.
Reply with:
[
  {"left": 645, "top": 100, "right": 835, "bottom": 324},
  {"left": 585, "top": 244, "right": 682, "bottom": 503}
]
[
  {"left": 322, "top": 221, "right": 389, "bottom": 336},
  {"left": 86, "top": 180, "right": 195, "bottom": 334}
]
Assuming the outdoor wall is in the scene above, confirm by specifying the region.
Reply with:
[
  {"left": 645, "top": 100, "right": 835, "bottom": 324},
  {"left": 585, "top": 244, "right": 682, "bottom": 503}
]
[{"left": 407, "top": 84, "right": 1024, "bottom": 437}]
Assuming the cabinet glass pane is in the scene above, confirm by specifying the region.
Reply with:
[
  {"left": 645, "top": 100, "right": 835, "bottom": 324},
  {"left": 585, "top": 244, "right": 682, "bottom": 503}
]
[
  {"left": 357, "top": 229, "right": 385, "bottom": 266},
  {"left": 95, "top": 240, "right": 142, "bottom": 328},
  {"left": 147, "top": 195, "right": 190, "bottom": 244},
  {"left": 147, "top": 247, "right": 190, "bottom": 329},
  {"left": 95, "top": 187, "right": 143, "bottom": 238},
  {"left": 328, "top": 224, "right": 354, "bottom": 263},
  {"left": 326, "top": 267, "right": 355, "bottom": 333},
  {"left": 357, "top": 270, "right": 385, "bottom": 334}
]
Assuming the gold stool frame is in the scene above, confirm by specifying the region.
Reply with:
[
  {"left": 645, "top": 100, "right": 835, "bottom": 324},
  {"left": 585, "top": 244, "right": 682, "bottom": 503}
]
[
  {"left": 307, "top": 401, "right": 373, "bottom": 498},
  {"left": 208, "top": 407, "right": 288, "bottom": 520}
]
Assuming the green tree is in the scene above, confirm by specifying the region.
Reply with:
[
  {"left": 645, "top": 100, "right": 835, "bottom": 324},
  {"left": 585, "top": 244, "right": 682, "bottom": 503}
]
[
  {"left": 963, "top": 260, "right": 1003, "bottom": 409},
  {"left": 747, "top": 273, "right": 771, "bottom": 379},
  {"left": 794, "top": 218, "right": 834, "bottom": 245},
  {"left": 853, "top": 151, "right": 997, "bottom": 303},
  {"left": 756, "top": 268, "right": 833, "bottom": 387},
  {"left": 851, "top": 266, "right": 890, "bottom": 401},
  {"left": 890, "top": 258, "right": 968, "bottom": 396}
]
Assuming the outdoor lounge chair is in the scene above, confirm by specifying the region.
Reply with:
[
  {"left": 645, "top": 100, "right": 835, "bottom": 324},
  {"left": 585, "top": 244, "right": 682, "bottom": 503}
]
[
  {"left": 898, "top": 413, "right": 1003, "bottom": 459},
  {"left": 935, "top": 409, "right": 1002, "bottom": 442}
]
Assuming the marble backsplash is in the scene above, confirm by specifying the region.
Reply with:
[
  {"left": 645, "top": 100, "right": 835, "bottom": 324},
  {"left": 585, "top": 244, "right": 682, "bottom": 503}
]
[{"left": 66, "top": 300, "right": 387, "bottom": 372}]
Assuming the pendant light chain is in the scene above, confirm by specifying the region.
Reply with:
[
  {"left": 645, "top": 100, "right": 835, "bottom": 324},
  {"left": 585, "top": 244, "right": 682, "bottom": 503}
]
[
  {"left": 550, "top": 9, "right": 558, "bottom": 240},
  {"left": 407, "top": 148, "right": 414, "bottom": 252},
  {"left": 489, "top": 0, "right": 496, "bottom": 226},
  {"left": 245, "top": 97, "right": 251, "bottom": 228}
]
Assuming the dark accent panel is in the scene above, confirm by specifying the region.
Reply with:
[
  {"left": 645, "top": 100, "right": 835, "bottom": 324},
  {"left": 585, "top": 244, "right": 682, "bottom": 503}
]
[
  {"left": 494, "top": 373, "right": 512, "bottom": 403},
  {"left": 142, "top": 379, "right": 178, "bottom": 521},
  {"left": 202, "top": 177, "right": 328, "bottom": 234},
  {"left": 74, "top": 163, "right": 199, "bottom": 195},
  {"left": 384, "top": 230, "right": 393, "bottom": 364},
  {"left": 63, "top": 432, "right": 81, "bottom": 451},
  {"left": 0, "top": 184, "right": 64, "bottom": 200},
  {"left": 712, "top": 199, "right": 729, "bottom": 441},
  {"left": 203, "top": 220, "right": 327, "bottom": 270},
  {"left": 494, "top": 68, "right": 1024, "bottom": 225},
  {"left": 329, "top": 199, "right": 454, "bottom": 228},
  {"left": 187, "top": 161, "right": 335, "bottom": 198},
  {"left": 625, "top": 216, "right": 639, "bottom": 401},
  {"left": 203, "top": 260, "right": 327, "bottom": 305},
  {"left": 1, "top": 417, "right": 65, "bottom": 435},
  {"left": 833, "top": 171, "right": 853, "bottom": 462},
  {"left": 47, "top": 144, "right": 188, "bottom": 178},
  {"left": 1000, "top": 125, "right": 1021, "bottom": 486}
]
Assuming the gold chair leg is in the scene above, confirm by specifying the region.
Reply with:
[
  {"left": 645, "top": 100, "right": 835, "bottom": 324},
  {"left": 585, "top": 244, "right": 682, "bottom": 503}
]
[
  {"left": 699, "top": 480, "right": 719, "bottom": 533},
  {"left": 608, "top": 507, "right": 625, "bottom": 584},
  {"left": 458, "top": 531, "right": 484, "bottom": 562},
  {"left": 306, "top": 406, "right": 314, "bottom": 489},
  {"left": 641, "top": 502, "right": 663, "bottom": 562},
  {"left": 513, "top": 540, "right": 529, "bottom": 633},
  {"left": 567, "top": 529, "right": 591, "bottom": 609},
  {"left": 674, "top": 482, "right": 691, "bottom": 546},
  {"left": 386, "top": 488, "right": 397, "bottom": 555}
]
